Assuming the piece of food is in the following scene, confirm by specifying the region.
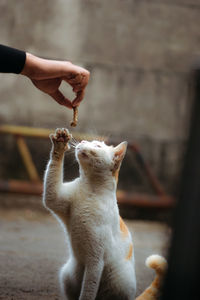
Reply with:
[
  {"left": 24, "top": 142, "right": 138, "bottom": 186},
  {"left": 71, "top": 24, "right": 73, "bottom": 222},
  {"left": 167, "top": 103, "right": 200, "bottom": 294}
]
[{"left": 70, "top": 107, "right": 78, "bottom": 127}]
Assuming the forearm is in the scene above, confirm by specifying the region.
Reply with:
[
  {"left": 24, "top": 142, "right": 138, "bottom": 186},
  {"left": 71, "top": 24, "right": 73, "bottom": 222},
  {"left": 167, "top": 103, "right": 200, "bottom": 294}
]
[
  {"left": 43, "top": 153, "right": 73, "bottom": 218},
  {"left": 43, "top": 128, "right": 72, "bottom": 214},
  {"left": 44, "top": 153, "right": 64, "bottom": 188},
  {"left": 43, "top": 155, "right": 64, "bottom": 209},
  {"left": 21, "top": 52, "right": 66, "bottom": 79}
]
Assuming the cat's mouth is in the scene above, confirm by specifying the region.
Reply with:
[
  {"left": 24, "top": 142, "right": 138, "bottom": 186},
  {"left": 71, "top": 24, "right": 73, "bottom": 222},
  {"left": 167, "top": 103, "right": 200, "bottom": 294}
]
[
  {"left": 78, "top": 150, "right": 89, "bottom": 159},
  {"left": 81, "top": 152, "right": 89, "bottom": 158}
]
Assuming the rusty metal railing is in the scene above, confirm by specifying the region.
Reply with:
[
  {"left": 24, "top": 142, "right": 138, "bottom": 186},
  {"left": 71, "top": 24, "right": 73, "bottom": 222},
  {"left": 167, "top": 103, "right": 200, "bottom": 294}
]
[{"left": 0, "top": 125, "right": 174, "bottom": 209}]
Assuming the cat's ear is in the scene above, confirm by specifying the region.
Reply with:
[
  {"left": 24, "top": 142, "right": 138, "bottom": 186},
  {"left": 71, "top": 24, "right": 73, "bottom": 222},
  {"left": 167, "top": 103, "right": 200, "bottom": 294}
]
[{"left": 112, "top": 141, "right": 127, "bottom": 170}]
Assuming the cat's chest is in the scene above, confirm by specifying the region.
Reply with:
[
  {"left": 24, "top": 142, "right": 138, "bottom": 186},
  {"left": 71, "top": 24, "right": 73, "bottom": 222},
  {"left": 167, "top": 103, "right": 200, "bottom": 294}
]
[
  {"left": 71, "top": 195, "right": 116, "bottom": 225},
  {"left": 68, "top": 194, "right": 119, "bottom": 242}
]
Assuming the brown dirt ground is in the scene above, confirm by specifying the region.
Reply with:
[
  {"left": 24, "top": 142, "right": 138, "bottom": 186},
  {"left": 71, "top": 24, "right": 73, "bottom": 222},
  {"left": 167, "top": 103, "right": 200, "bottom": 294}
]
[{"left": 0, "top": 194, "right": 170, "bottom": 299}]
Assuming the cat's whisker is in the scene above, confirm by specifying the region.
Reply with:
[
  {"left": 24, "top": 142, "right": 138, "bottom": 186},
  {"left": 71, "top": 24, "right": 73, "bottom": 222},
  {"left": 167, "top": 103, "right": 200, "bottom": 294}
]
[
  {"left": 69, "top": 141, "right": 77, "bottom": 147},
  {"left": 72, "top": 136, "right": 78, "bottom": 141},
  {"left": 70, "top": 137, "right": 78, "bottom": 143},
  {"left": 68, "top": 145, "right": 76, "bottom": 150},
  {"left": 69, "top": 142, "right": 76, "bottom": 147},
  {"left": 71, "top": 136, "right": 79, "bottom": 144}
]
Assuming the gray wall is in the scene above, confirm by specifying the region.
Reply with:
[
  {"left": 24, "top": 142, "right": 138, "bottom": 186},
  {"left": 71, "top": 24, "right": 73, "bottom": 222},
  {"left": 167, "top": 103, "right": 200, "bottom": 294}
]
[{"left": 0, "top": 0, "right": 200, "bottom": 192}]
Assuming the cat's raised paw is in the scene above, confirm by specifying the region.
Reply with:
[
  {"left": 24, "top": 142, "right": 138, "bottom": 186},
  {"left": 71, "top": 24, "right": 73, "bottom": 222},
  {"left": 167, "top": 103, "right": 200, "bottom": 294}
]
[{"left": 50, "top": 128, "right": 72, "bottom": 153}]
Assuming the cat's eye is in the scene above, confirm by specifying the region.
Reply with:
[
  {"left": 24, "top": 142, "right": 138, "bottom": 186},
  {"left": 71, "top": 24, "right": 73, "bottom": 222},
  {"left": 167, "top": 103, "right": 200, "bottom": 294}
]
[{"left": 96, "top": 145, "right": 101, "bottom": 148}]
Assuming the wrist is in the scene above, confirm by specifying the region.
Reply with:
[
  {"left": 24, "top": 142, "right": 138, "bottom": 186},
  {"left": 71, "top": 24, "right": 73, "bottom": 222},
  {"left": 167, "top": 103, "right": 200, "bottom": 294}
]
[{"left": 21, "top": 53, "right": 39, "bottom": 78}]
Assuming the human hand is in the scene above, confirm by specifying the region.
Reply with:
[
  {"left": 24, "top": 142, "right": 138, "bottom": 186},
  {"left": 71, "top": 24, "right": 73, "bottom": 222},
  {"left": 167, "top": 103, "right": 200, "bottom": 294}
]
[{"left": 21, "top": 53, "right": 90, "bottom": 109}]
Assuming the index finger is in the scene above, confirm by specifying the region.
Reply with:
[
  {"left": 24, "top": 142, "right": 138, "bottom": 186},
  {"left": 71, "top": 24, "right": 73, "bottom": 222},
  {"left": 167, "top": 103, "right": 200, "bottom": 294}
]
[
  {"left": 72, "top": 74, "right": 89, "bottom": 93},
  {"left": 63, "top": 73, "right": 88, "bottom": 89},
  {"left": 50, "top": 89, "right": 73, "bottom": 109},
  {"left": 72, "top": 89, "right": 85, "bottom": 107}
]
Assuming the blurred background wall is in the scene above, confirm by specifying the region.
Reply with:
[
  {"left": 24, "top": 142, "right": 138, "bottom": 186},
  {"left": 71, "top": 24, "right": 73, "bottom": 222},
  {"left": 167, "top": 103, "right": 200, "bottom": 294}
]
[{"left": 0, "top": 0, "right": 199, "bottom": 193}]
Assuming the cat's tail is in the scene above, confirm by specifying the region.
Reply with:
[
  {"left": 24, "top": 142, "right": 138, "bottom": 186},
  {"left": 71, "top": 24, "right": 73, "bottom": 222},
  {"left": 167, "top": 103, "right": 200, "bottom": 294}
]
[{"left": 135, "top": 254, "right": 167, "bottom": 300}]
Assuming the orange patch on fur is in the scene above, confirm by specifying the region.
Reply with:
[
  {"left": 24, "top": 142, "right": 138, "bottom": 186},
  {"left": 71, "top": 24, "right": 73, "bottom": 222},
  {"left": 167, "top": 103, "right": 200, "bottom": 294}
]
[
  {"left": 113, "top": 169, "right": 119, "bottom": 182},
  {"left": 120, "top": 217, "right": 129, "bottom": 238},
  {"left": 126, "top": 243, "right": 133, "bottom": 261}
]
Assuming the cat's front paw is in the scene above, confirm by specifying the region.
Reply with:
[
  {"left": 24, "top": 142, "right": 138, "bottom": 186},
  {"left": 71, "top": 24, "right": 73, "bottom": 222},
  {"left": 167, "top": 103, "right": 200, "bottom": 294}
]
[{"left": 50, "top": 128, "right": 72, "bottom": 157}]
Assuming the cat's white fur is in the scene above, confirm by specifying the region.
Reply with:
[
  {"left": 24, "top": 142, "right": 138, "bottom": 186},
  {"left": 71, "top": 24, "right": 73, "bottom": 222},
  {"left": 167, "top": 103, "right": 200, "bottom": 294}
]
[{"left": 43, "top": 128, "right": 136, "bottom": 300}]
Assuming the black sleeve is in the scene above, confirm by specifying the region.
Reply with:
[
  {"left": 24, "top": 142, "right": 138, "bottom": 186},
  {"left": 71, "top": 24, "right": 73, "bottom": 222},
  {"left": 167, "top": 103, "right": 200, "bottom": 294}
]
[{"left": 0, "top": 44, "right": 26, "bottom": 74}]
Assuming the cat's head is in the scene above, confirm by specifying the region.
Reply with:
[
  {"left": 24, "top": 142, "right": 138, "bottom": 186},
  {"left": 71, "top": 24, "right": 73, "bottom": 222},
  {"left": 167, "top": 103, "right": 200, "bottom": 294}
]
[{"left": 75, "top": 140, "right": 127, "bottom": 180}]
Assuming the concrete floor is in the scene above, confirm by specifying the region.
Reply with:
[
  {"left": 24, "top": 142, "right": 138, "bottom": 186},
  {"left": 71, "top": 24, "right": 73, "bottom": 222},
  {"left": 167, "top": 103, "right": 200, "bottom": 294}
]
[{"left": 0, "top": 195, "right": 169, "bottom": 300}]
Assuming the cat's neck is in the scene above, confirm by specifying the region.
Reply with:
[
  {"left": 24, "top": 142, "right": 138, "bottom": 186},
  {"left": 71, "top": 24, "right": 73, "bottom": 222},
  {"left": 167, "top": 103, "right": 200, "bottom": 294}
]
[{"left": 79, "top": 167, "right": 117, "bottom": 193}]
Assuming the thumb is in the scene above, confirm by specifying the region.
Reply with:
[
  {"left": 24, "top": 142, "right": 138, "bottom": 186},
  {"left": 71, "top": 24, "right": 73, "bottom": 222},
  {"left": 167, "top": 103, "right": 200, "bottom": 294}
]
[{"left": 49, "top": 89, "right": 73, "bottom": 109}]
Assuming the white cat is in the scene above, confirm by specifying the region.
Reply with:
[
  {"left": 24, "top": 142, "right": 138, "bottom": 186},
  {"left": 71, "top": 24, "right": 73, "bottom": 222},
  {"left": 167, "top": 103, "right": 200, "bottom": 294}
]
[{"left": 43, "top": 128, "right": 166, "bottom": 300}]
